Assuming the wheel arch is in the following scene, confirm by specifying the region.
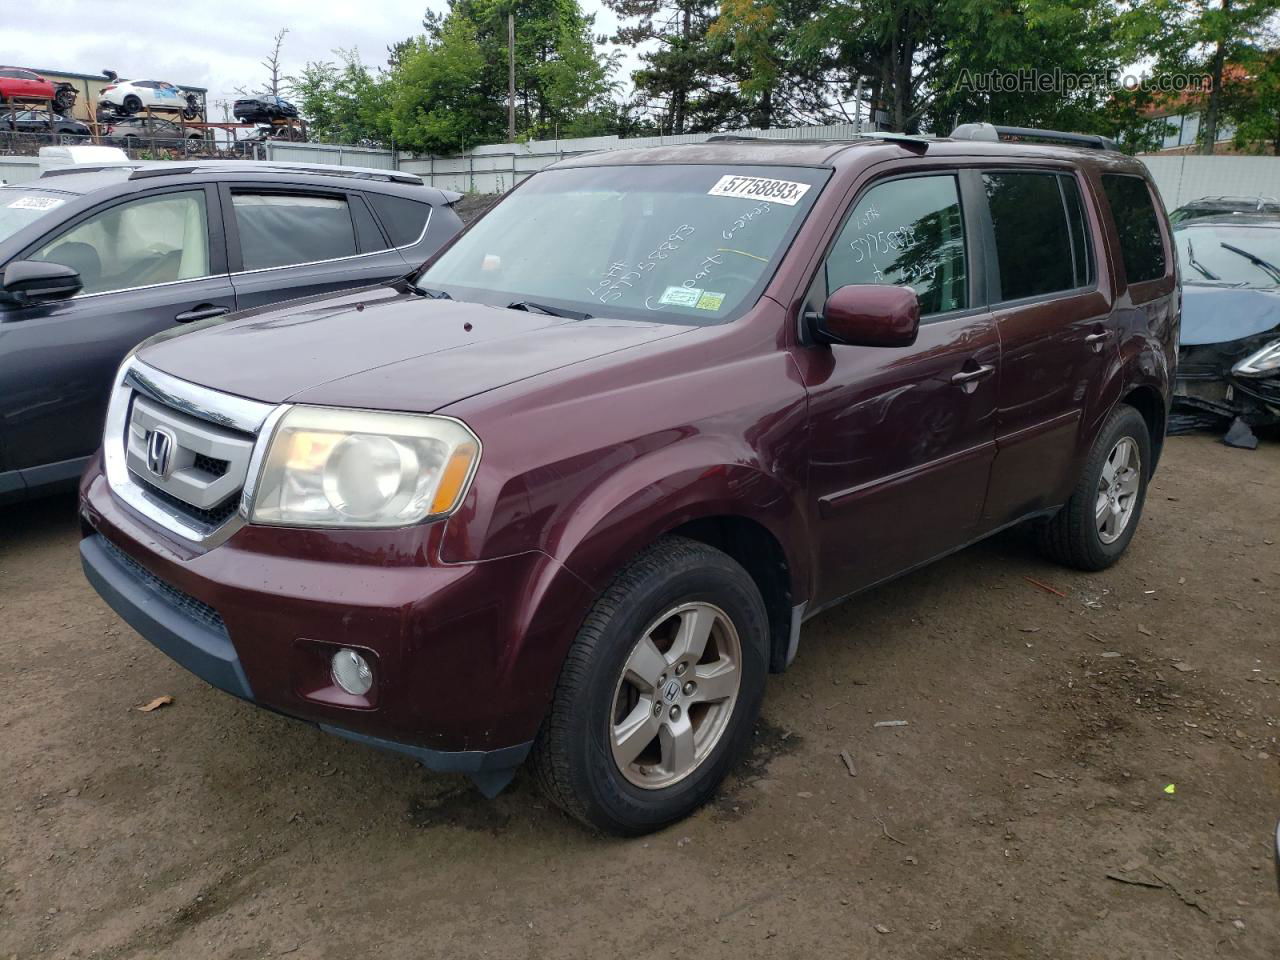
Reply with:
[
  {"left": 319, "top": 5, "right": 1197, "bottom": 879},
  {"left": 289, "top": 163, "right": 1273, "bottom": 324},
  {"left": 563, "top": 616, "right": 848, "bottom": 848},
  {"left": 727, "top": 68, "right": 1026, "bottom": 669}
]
[
  {"left": 667, "top": 515, "right": 795, "bottom": 674},
  {"left": 1120, "top": 383, "right": 1167, "bottom": 473},
  {"left": 542, "top": 461, "right": 813, "bottom": 676}
]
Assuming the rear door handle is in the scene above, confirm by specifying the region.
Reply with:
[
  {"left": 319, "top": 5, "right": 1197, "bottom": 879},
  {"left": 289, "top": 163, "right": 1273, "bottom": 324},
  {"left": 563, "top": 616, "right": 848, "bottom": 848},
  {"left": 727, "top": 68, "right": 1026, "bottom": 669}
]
[
  {"left": 1085, "top": 329, "right": 1112, "bottom": 353},
  {"left": 951, "top": 364, "right": 996, "bottom": 386},
  {"left": 174, "top": 303, "right": 231, "bottom": 323}
]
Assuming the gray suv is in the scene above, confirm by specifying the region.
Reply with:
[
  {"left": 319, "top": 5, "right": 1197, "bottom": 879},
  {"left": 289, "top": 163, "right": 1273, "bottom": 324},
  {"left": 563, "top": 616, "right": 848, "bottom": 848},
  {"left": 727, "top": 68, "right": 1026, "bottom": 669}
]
[{"left": 0, "top": 161, "right": 463, "bottom": 503}]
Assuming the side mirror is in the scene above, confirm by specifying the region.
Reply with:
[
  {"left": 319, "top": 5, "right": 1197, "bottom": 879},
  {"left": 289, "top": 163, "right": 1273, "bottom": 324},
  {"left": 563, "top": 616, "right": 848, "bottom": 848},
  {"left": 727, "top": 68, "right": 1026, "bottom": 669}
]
[
  {"left": 2, "top": 260, "right": 82, "bottom": 303},
  {"left": 812, "top": 284, "right": 920, "bottom": 348}
]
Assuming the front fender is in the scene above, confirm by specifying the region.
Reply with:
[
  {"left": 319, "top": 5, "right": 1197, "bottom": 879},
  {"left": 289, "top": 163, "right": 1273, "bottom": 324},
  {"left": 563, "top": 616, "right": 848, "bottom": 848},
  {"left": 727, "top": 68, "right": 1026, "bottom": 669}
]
[
  {"left": 548, "top": 448, "right": 812, "bottom": 600},
  {"left": 433, "top": 448, "right": 812, "bottom": 748}
]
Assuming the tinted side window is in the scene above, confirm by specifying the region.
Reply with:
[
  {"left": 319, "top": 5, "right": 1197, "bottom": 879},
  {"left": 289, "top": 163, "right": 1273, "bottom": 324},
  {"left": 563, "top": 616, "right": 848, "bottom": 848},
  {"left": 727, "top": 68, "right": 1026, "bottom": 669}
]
[
  {"left": 368, "top": 194, "right": 433, "bottom": 247},
  {"left": 826, "top": 175, "right": 967, "bottom": 315},
  {"left": 350, "top": 195, "right": 389, "bottom": 252},
  {"left": 1102, "top": 174, "right": 1166, "bottom": 283},
  {"left": 231, "top": 193, "right": 358, "bottom": 270},
  {"left": 984, "top": 172, "right": 1076, "bottom": 300},
  {"left": 1062, "top": 175, "right": 1095, "bottom": 287},
  {"left": 32, "top": 190, "right": 211, "bottom": 295}
]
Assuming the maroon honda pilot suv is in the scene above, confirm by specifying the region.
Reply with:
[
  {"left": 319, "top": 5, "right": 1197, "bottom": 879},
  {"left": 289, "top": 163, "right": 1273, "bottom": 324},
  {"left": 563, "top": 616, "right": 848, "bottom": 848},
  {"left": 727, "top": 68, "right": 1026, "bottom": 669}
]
[{"left": 79, "top": 125, "right": 1178, "bottom": 834}]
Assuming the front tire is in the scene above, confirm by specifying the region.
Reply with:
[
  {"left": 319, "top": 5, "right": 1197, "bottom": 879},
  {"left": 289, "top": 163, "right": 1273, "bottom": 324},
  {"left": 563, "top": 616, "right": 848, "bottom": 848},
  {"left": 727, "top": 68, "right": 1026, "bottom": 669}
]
[
  {"left": 531, "top": 537, "right": 768, "bottom": 835},
  {"left": 1039, "top": 404, "right": 1151, "bottom": 571}
]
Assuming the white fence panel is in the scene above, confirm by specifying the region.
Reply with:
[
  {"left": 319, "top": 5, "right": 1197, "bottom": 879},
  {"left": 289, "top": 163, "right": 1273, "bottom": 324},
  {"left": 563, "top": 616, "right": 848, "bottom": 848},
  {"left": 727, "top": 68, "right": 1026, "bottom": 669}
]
[
  {"left": 0, "top": 156, "right": 41, "bottom": 184},
  {"left": 262, "top": 142, "right": 398, "bottom": 170},
  {"left": 1140, "top": 155, "right": 1280, "bottom": 210}
]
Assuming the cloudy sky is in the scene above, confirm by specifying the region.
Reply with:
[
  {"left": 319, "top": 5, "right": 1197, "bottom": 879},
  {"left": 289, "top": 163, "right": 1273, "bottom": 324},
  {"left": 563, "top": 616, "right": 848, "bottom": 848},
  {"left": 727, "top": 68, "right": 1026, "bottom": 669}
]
[{"left": 3, "top": 0, "right": 633, "bottom": 109}]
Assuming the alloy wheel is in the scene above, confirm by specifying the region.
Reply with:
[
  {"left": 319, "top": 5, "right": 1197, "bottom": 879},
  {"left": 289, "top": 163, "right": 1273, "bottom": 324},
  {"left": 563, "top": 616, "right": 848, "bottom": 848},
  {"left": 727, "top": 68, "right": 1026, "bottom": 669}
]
[
  {"left": 608, "top": 602, "right": 742, "bottom": 790},
  {"left": 1095, "top": 436, "right": 1141, "bottom": 544}
]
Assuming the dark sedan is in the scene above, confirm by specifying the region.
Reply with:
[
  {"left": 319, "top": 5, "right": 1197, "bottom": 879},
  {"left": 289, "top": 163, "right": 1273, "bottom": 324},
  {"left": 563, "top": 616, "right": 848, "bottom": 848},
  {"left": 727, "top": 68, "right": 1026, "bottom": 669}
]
[
  {"left": 233, "top": 96, "right": 299, "bottom": 123},
  {"left": 1172, "top": 214, "right": 1280, "bottom": 443},
  {"left": 0, "top": 161, "right": 463, "bottom": 503},
  {"left": 1, "top": 108, "right": 91, "bottom": 140}
]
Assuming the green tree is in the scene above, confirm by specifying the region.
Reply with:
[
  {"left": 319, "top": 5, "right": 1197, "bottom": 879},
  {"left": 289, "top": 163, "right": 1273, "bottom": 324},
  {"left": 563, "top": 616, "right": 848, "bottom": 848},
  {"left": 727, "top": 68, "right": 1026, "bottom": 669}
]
[
  {"left": 708, "top": 0, "right": 841, "bottom": 128},
  {"left": 382, "top": 18, "right": 496, "bottom": 154},
  {"left": 1131, "top": 0, "right": 1277, "bottom": 153},
  {"left": 607, "top": 0, "right": 745, "bottom": 134},
  {"left": 1224, "top": 46, "right": 1280, "bottom": 153},
  {"left": 417, "top": 0, "right": 618, "bottom": 143},
  {"left": 290, "top": 50, "right": 386, "bottom": 145}
]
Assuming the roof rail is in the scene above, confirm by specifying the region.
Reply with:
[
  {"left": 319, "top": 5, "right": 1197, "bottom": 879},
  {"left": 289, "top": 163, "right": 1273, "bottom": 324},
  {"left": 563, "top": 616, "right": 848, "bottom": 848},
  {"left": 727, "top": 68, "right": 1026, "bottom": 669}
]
[
  {"left": 254, "top": 162, "right": 424, "bottom": 185},
  {"left": 41, "top": 163, "right": 144, "bottom": 178},
  {"left": 950, "top": 122, "right": 1117, "bottom": 151},
  {"left": 128, "top": 166, "right": 198, "bottom": 180},
  {"left": 119, "top": 161, "right": 425, "bottom": 186},
  {"left": 704, "top": 131, "right": 930, "bottom": 154}
]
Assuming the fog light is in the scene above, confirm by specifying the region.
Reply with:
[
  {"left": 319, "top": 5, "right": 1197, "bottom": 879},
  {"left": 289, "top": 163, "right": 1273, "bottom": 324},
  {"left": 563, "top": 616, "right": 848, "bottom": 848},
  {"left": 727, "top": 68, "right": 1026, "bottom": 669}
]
[{"left": 331, "top": 648, "right": 373, "bottom": 696}]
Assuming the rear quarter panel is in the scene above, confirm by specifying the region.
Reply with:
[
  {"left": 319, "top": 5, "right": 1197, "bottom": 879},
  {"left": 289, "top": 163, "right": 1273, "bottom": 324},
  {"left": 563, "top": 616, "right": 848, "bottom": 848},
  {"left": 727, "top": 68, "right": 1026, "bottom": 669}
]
[{"left": 1086, "top": 157, "right": 1178, "bottom": 468}]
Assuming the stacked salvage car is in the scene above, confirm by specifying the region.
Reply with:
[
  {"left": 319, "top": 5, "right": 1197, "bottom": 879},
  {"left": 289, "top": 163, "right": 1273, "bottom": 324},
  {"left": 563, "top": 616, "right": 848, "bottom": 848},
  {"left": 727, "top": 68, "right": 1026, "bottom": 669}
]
[{"left": 0, "top": 66, "right": 85, "bottom": 148}]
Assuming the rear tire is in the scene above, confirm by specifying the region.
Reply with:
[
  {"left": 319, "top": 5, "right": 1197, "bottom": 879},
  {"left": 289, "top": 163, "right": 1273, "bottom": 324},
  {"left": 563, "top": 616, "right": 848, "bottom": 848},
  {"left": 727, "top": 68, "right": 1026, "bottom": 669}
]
[
  {"left": 122, "top": 95, "right": 142, "bottom": 114},
  {"left": 1039, "top": 404, "right": 1151, "bottom": 571},
  {"left": 531, "top": 536, "right": 768, "bottom": 835}
]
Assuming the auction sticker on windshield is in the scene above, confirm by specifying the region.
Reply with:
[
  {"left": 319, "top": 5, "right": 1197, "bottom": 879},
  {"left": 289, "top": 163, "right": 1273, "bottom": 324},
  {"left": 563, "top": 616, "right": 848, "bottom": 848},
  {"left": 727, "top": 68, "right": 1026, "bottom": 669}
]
[
  {"left": 7, "top": 196, "right": 65, "bottom": 211},
  {"left": 708, "top": 174, "right": 811, "bottom": 206},
  {"left": 658, "top": 285, "right": 703, "bottom": 307}
]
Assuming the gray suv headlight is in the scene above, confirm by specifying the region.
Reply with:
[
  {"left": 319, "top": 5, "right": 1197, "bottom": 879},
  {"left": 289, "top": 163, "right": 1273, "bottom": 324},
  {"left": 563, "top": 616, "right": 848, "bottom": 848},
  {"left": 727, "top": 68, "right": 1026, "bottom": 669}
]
[{"left": 249, "top": 406, "right": 480, "bottom": 527}]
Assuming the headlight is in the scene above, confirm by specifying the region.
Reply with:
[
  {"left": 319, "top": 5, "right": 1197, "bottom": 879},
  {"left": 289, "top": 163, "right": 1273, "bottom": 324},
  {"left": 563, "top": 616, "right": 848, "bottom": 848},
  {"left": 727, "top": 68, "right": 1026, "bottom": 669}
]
[
  {"left": 1232, "top": 339, "right": 1280, "bottom": 378},
  {"left": 249, "top": 406, "right": 480, "bottom": 527}
]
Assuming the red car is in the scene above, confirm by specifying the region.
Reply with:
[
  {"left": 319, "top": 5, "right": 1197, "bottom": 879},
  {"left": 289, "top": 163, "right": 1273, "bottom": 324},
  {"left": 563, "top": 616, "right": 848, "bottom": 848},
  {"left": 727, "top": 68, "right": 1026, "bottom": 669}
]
[
  {"left": 0, "top": 66, "right": 75, "bottom": 112},
  {"left": 77, "top": 124, "right": 1178, "bottom": 834}
]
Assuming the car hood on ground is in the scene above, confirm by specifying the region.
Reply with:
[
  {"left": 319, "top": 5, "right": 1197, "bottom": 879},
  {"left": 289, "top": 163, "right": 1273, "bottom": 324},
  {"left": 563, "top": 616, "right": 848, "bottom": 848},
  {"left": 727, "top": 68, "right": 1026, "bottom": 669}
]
[
  {"left": 1181, "top": 284, "right": 1280, "bottom": 346},
  {"left": 136, "top": 286, "right": 692, "bottom": 413}
]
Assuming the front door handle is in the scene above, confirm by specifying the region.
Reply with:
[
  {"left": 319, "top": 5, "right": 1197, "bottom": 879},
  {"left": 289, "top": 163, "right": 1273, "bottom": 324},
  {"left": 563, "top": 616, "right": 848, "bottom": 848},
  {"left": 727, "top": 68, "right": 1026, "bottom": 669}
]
[
  {"left": 174, "top": 303, "right": 231, "bottom": 323},
  {"left": 951, "top": 363, "right": 996, "bottom": 386}
]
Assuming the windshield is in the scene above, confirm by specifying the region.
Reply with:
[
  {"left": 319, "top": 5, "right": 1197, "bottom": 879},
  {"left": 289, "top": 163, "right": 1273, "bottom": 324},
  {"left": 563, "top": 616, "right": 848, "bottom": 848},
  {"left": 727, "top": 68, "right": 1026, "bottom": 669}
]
[
  {"left": 417, "top": 163, "right": 829, "bottom": 324},
  {"left": 0, "top": 187, "right": 71, "bottom": 245},
  {"left": 1176, "top": 224, "right": 1280, "bottom": 287}
]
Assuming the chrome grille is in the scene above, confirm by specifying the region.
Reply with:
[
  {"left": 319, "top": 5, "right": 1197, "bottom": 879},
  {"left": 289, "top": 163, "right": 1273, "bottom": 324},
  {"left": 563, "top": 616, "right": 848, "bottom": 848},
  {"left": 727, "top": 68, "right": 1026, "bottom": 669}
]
[
  {"left": 133, "top": 481, "right": 243, "bottom": 528},
  {"left": 126, "top": 395, "right": 255, "bottom": 513},
  {"left": 103, "top": 359, "right": 283, "bottom": 547}
]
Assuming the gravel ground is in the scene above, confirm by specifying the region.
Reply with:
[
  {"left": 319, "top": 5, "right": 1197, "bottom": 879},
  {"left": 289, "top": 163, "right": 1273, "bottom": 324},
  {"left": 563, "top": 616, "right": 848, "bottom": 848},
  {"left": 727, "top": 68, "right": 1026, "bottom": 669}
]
[{"left": 1, "top": 433, "right": 1277, "bottom": 959}]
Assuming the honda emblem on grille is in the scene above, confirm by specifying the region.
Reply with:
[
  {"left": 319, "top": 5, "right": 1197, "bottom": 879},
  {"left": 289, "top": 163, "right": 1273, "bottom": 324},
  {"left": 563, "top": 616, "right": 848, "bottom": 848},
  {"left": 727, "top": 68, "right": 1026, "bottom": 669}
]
[{"left": 145, "top": 427, "right": 176, "bottom": 479}]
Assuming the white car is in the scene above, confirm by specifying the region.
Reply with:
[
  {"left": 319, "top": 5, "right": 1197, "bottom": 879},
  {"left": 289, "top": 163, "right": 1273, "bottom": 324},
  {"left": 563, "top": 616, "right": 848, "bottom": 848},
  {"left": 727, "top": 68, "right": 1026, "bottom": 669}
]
[{"left": 98, "top": 79, "right": 198, "bottom": 117}]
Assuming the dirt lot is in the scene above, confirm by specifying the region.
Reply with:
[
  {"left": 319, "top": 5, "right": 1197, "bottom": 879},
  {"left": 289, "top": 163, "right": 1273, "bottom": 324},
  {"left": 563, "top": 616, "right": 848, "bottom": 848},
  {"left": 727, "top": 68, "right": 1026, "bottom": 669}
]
[{"left": 1, "top": 434, "right": 1277, "bottom": 960}]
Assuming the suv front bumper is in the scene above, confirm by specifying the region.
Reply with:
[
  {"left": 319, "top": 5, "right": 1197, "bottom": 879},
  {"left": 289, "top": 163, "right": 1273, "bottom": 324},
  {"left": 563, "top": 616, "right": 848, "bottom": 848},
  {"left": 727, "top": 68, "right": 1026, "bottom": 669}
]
[{"left": 78, "top": 465, "right": 593, "bottom": 795}]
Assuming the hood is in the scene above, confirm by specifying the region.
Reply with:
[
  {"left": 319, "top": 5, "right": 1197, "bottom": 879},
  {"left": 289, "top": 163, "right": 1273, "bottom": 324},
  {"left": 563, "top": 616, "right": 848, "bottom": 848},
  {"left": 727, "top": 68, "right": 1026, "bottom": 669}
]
[
  {"left": 1181, "top": 284, "right": 1280, "bottom": 346},
  {"left": 136, "top": 286, "right": 692, "bottom": 412}
]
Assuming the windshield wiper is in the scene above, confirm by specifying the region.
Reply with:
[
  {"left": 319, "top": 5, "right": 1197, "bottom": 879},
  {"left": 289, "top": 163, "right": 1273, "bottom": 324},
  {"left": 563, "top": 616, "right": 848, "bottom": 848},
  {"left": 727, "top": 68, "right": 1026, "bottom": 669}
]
[
  {"left": 412, "top": 285, "right": 452, "bottom": 300},
  {"left": 507, "top": 300, "right": 592, "bottom": 320},
  {"left": 1219, "top": 242, "right": 1280, "bottom": 284},
  {"left": 1185, "top": 238, "right": 1220, "bottom": 281}
]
